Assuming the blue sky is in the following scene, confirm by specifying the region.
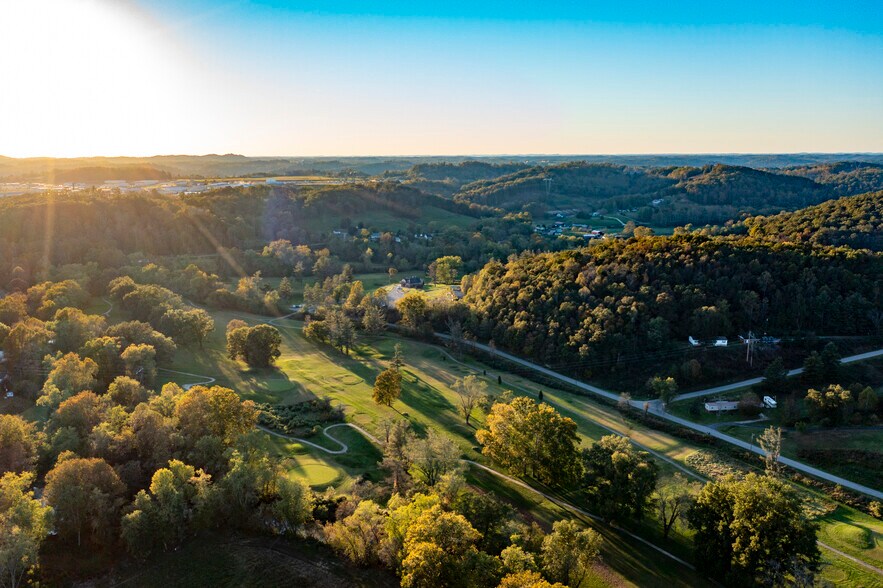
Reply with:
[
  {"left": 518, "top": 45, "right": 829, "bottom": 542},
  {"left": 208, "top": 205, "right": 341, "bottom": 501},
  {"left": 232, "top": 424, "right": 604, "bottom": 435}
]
[{"left": 2, "top": 0, "right": 881, "bottom": 156}]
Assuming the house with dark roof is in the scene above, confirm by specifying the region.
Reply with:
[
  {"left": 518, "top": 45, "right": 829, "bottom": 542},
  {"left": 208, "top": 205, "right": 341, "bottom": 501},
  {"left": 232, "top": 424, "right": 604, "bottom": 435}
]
[{"left": 400, "top": 276, "right": 424, "bottom": 289}]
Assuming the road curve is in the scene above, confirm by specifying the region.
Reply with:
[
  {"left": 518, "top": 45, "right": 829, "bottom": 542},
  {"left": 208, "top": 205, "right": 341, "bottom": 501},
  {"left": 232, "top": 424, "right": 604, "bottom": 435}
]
[
  {"left": 157, "top": 368, "right": 216, "bottom": 390},
  {"left": 259, "top": 422, "right": 380, "bottom": 455}
]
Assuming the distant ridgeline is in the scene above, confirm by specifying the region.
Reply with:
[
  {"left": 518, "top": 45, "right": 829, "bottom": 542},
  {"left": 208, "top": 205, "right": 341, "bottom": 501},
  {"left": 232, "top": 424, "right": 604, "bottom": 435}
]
[
  {"left": 461, "top": 233, "right": 883, "bottom": 373},
  {"left": 3, "top": 152, "right": 882, "bottom": 180},
  {"left": 0, "top": 182, "right": 511, "bottom": 287}
]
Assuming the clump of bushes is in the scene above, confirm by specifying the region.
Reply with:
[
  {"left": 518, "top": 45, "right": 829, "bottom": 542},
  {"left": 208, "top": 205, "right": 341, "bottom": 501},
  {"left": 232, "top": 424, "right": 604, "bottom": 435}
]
[{"left": 258, "top": 397, "right": 344, "bottom": 436}]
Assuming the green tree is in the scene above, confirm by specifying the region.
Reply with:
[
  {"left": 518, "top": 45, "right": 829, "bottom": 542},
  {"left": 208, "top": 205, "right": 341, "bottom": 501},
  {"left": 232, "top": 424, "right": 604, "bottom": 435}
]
[
  {"left": 0, "top": 472, "right": 53, "bottom": 588},
  {"left": 227, "top": 324, "right": 283, "bottom": 368},
  {"left": 0, "top": 415, "right": 40, "bottom": 475},
  {"left": 302, "top": 320, "right": 329, "bottom": 343},
  {"left": 324, "top": 500, "right": 387, "bottom": 565},
  {"left": 761, "top": 357, "right": 788, "bottom": 392},
  {"left": 174, "top": 385, "right": 257, "bottom": 446},
  {"left": 361, "top": 303, "right": 386, "bottom": 335},
  {"left": 82, "top": 336, "right": 124, "bottom": 388},
  {"left": 277, "top": 277, "right": 293, "bottom": 301},
  {"left": 159, "top": 308, "right": 214, "bottom": 348},
  {"left": 372, "top": 368, "right": 402, "bottom": 407},
  {"left": 326, "top": 307, "right": 356, "bottom": 355},
  {"left": 406, "top": 429, "right": 462, "bottom": 487},
  {"left": 122, "top": 460, "right": 214, "bottom": 556},
  {"left": 107, "top": 376, "right": 149, "bottom": 408},
  {"left": 401, "top": 506, "right": 481, "bottom": 588},
  {"left": 646, "top": 376, "right": 678, "bottom": 405},
  {"left": 581, "top": 435, "right": 658, "bottom": 522},
  {"left": 453, "top": 490, "right": 514, "bottom": 552},
  {"left": 38, "top": 353, "right": 98, "bottom": 410},
  {"left": 453, "top": 375, "right": 488, "bottom": 425},
  {"left": 3, "top": 318, "right": 53, "bottom": 382},
  {"left": 655, "top": 473, "right": 698, "bottom": 540},
  {"left": 44, "top": 457, "right": 126, "bottom": 546},
  {"left": 398, "top": 291, "right": 428, "bottom": 331},
  {"left": 805, "top": 384, "right": 854, "bottom": 425},
  {"left": 499, "top": 570, "right": 563, "bottom": 588},
  {"left": 820, "top": 342, "right": 841, "bottom": 380},
  {"left": 757, "top": 426, "right": 783, "bottom": 477},
  {"left": 106, "top": 320, "right": 176, "bottom": 363},
  {"left": 477, "top": 397, "right": 581, "bottom": 487},
  {"left": 801, "top": 352, "right": 824, "bottom": 384},
  {"left": 857, "top": 386, "right": 878, "bottom": 415},
  {"left": 540, "top": 520, "right": 602, "bottom": 588},
  {"left": 244, "top": 324, "right": 282, "bottom": 368},
  {"left": 121, "top": 343, "right": 157, "bottom": 387},
  {"left": 226, "top": 325, "right": 249, "bottom": 360},
  {"left": 687, "top": 474, "right": 820, "bottom": 587},
  {"left": 430, "top": 256, "right": 463, "bottom": 285},
  {"left": 51, "top": 307, "right": 106, "bottom": 353}
]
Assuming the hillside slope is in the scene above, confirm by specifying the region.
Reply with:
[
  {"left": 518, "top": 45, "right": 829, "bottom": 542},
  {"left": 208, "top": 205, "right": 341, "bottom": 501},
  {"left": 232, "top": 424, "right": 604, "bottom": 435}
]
[
  {"left": 741, "top": 191, "right": 883, "bottom": 250},
  {"left": 462, "top": 235, "right": 882, "bottom": 370}
]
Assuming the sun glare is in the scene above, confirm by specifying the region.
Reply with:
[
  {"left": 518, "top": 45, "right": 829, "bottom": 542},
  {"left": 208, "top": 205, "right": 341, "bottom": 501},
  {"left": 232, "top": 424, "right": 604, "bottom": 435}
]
[{"left": 1, "top": 0, "right": 208, "bottom": 157}]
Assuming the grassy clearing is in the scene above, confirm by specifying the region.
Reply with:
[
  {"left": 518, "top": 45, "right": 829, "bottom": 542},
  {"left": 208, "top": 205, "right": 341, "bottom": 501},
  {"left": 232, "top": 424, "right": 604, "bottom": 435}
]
[
  {"left": 715, "top": 423, "right": 883, "bottom": 491},
  {"left": 667, "top": 393, "right": 760, "bottom": 425}
]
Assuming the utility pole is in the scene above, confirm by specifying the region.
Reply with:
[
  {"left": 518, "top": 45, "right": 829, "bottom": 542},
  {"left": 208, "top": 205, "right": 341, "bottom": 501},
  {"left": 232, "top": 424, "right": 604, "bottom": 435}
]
[{"left": 745, "top": 330, "right": 758, "bottom": 366}]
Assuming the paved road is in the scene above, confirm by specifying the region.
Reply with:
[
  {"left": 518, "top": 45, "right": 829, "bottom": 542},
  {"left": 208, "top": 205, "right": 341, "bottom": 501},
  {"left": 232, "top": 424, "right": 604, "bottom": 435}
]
[
  {"left": 261, "top": 415, "right": 696, "bottom": 571},
  {"left": 439, "top": 334, "right": 883, "bottom": 500},
  {"left": 259, "top": 423, "right": 379, "bottom": 455},
  {"left": 157, "top": 368, "right": 216, "bottom": 390},
  {"left": 162, "top": 337, "right": 881, "bottom": 575},
  {"left": 673, "top": 348, "right": 883, "bottom": 402}
]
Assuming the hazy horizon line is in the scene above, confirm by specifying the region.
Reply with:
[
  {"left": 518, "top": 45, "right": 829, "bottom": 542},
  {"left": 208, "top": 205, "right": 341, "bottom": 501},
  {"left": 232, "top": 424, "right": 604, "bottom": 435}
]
[{"left": 3, "top": 151, "right": 883, "bottom": 161}]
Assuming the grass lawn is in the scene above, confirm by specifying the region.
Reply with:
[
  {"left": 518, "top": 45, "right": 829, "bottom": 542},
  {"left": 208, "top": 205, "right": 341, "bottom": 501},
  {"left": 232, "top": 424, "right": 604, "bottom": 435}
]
[
  {"left": 155, "top": 307, "right": 883, "bottom": 585},
  {"left": 667, "top": 393, "right": 764, "bottom": 425},
  {"left": 716, "top": 423, "right": 883, "bottom": 492}
]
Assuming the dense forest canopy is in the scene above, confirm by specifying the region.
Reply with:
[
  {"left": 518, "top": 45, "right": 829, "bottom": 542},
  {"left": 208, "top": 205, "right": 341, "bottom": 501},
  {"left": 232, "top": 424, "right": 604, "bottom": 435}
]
[
  {"left": 462, "top": 234, "right": 882, "bottom": 371},
  {"left": 455, "top": 162, "right": 673, "bottom": 208},
  {"left": 739, "top": 191, "right": 883, "bottom": 251},
  {"left": 451, "top": 162, "right": 832, "bottom": 226},
  {"left": 777, "top": 162, "right": 883, "bottom": 196}
]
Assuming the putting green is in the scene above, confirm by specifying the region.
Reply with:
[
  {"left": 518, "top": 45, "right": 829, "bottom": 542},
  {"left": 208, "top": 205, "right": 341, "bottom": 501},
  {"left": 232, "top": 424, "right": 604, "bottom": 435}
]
[
  {"left": 829, "top": 523, "right": 875, "bottom": 550},
  {"left": 323, "top": 374, "right": 363, "bottom": 386},
  {"left": 291, "top": 461, "right": 341, "bottom": 488}
]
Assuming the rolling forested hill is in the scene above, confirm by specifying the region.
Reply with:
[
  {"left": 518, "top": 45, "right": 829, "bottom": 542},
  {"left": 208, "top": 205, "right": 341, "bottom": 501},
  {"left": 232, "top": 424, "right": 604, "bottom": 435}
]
[
  {"left": 0, "top": 183, "right": 495, "bottom": 287},
  {"left": 450, "top": 162, "right": 832, "bottom": 225},
  {"left": 455, "top": 162, "right": 672, "bottom": 208},
  {"left": 462, "top": 234, "right": 882, "bottom": 371},
  {"left": 777, "top": 162, "right": 883, "bottom": 196},
  {"left": 740, "top": 191, "right": 883, "bottom": 251}
]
